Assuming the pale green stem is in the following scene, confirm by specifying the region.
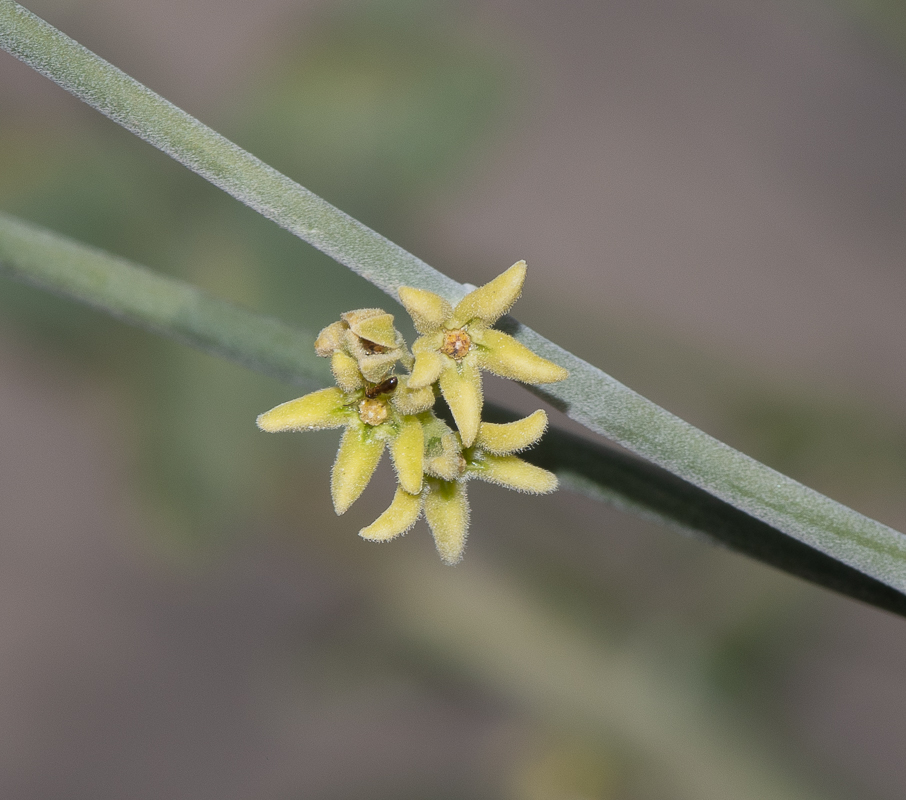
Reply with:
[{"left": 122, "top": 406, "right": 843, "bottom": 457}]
[
  {"left": 3, "top": 211, "right": 904, "bottom": 617},
  {"left": 1, "top": 1, "right": 905, "bottom": 594},
  {"left": 0, "top": 212, "right": 327, "bottom": 388}
]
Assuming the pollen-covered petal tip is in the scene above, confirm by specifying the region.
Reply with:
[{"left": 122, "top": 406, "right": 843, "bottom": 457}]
[
  {"left": 471, "top": 454, "right": 558, "bottom": 494},
  {"left": 390, "top": 416, "right": 424, "bottom": 495},
  {"left": 398, "top": 286, "right": 453, "bottom": 333},
  {"left": 424, "top": 480, "right": 470, "bottom": 565},
  {"left": 257, "top": 387, "right": 348, "bottom": 432},
  {"left": 477, "top": 329, "right": 569, "bottom": 384},
  {"left": 450, "top": 260, "right": 526, "bottom": 327},
  {"left": 476, "top": 410, "right": 548, "bottom": 455},
  {"left": 360, "top": 486, "right": 423, "bottom": 541},
  {"left": 438, "top": 360, "right": 483, "bottom": 448},
  {"left": 331, "top": 426, "right": 386, "bottom": 514}
]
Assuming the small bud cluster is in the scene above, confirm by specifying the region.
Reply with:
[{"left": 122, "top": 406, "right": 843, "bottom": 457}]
[{"left": 257, "top": 262, "right": 568, "bottom": 564}]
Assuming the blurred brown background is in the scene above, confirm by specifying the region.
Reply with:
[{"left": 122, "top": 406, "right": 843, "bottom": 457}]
[{"left": 2, "top": 0, "right": 906, "bottom": 797}]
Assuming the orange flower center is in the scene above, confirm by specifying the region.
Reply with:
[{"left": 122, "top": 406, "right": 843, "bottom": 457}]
[
  {"left": 440, "top": 329, "right": 472, "bottom": 361},
  {"left": 358, "top": 398, "right": 389, "bottom": 426}
]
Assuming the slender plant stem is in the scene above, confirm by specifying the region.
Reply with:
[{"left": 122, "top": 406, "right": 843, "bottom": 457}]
[
  {"left": 3, "top": 211, "right": 905, "bottom": 617},
  {"left": 0, "top": 212, "right": 327, "bottom": 388},
  {"left": 1, "top": 0, "right": 905, "bottom": 594}
]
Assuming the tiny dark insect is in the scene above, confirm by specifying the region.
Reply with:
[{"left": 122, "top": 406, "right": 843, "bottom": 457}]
[{"left": 364, "top": 376, "right": 398, "bottom": 398}]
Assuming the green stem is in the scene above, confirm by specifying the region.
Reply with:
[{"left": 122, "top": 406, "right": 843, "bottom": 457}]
[
  {"left": 3, "top": 211, "right": 904, "bottom": 617},
  {"left": 0, "top": 212, "right": 327, "bottom": 388},
  {"left": 1, "top": 1, "right": 905, "bottom": 594}
]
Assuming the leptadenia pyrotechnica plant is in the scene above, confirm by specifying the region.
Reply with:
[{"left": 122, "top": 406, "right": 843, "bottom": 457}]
[{"left": 257, "top": 262, "right": 568, "bottom": 563}]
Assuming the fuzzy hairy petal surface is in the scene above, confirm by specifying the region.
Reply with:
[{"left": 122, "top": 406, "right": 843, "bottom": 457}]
[
  {"left": 314, "top": 320, "right": 346, "bottom": 356},
  {"left": 398, "top": 286, "right": 452, "bottom": 334},
  {"left": 439, "top": 359, "right": 483, "bottom": 448},
  {"left": 408, "top": 350, "right": 447, "bottom": 389},
  {"left": 331, "top": 426, "right": 386, "bottom": 514},
  {"left": 471, "top": 454, "right": 558, "bottom": 494},
  {"left": 330, "top": 351, "right": 364, "bottom": 392},
  {"left": 477, "top": 329, "right": 569, "bottom": 384},
  {"left": 424, "top": 480, "right": 470, "bottom": 565},
  {"left": 360, "top": 487, "right": 422, "bottom": 541},
  {"left": 450, "top": 261, "right": 526, "bottom": 328},
  {"left": 257, "top": 388, "right": 348, "bottom": 432},
  {"left": 344, "top": 310, "right": 399, "bottom": 348},
  {"left": 475, "top": 410, "right": 548, "bottom": 455},
  {"left": 390, "top": 416, "right": 424, "bottom": 495},
  {"left": 390, "top": 378, "right": 435, "bottom": 415}
]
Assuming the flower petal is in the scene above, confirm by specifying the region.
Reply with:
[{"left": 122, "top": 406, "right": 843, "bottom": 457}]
[
  {"left": 477, "top": 329, "right": 569, "bottom": 384},
  {"left": 360, "top": 486, "right": 422, "bottom": 541},
  {"left": 257, "top": 388, "right": 348, "bottom": 432},
  {"left": 424, "top": 479, "right": 470, "bottom": 565},
  {"left": 408, "top": 350, "right": 447, "bottom": 389},
  {"left": 398, "top": 287, "right": 452, "bottom": 334},
  {"left": 314, "top": 320, "right": 346, "bottom": 356},
  {"left": 422, "top": 417, "right": 466, "bottom": 480},
  {"left": 390, "top": 416, "right": 424, "bottom": 495},
  {"left": 390, "top": 377, "right": 435, "bottom": 415},
  {"left": 438, "top": 360, "right": 482, "bottom": 448},
  {"left": 343, "top": 309, "right": 400, "bottom": 348},
  {"left": 450, "top": 260, "right": 526, "bottom": 327},
  {"left": 331, "top": 351, "right": 364, "bottom": 392},
  {"left": 475, "top": 410, "right": 548, "bottom": 455},
  {"left": 331, "top": 425, "right": 386, "bottom": 514},
  {"left": 469, "top": 454, "right": 558, "bottom": 494}
]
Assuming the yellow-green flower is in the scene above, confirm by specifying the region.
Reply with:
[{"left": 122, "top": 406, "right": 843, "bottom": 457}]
[
  {"left": 257, "top": 378, "right": 431, "bottom": 515},
  {"left": 315, "top": 308, "right": 412, "bottom": 389},
  {"left": 398, "top": 261, "right": 568, "bottom": 447},
  {"left": 359, "top": 411, "right": 557, "bottom": 564}
]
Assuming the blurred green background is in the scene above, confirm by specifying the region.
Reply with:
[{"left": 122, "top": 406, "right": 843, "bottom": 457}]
[{"left": 2, "top": 0, "right": 906, "bottom": 797}]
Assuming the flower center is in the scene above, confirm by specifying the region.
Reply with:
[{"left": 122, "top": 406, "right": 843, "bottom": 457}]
[
  {"left": 358, "top": 398, "right": 389, "bottom": 426},
  {"left": 440, "top": 329, "right": 472, "bottom": 361}
]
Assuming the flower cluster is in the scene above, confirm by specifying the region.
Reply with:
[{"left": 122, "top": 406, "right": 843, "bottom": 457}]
[{"left": 257, "top": 262, "right": 568, "bottom": 564}]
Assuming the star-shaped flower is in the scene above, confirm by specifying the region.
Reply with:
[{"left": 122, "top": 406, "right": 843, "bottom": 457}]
[
  {"left": 359, "top": 410, "right": 557, "bottom": 564},
  {"left": 398, "top": 262, "right": 568, "bottom": 447},
  {"left": 256, "top": 377, "right": 433, "bottom": 515}
]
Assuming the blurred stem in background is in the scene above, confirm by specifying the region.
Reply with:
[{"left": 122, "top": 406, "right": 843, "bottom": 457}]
[{"left": 0, "top": 0, "right": 904, "bottom": 797}]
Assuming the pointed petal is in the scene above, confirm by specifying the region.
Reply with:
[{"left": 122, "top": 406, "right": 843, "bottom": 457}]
[
  {"left": 439, "top": 360, "right": 482, "bottom": 447},
  {"left": 257, "top": 388, "right": 348, "bottom": 432},
  {"left": 398, "top": 287, "right": 452, "bottom": 334},
  {"left": 314, "top": 320, "right": 346, "bottom": 356},
  {"left": 331, "top": 426, "right": 385, "bottom": 514},
  {"left": 390, "top": 416, "right": 424, "bottom": 495},
  {"left": 343, "top": 309, "right": 400, "bottom": 348},
  {"left": 358, "top": 350, "right": 401, "bottom": 383},
  {"left": 412, "top": 331, "right": 444, "bottom": 354},
  {"left": 424, "top": 480, "right": 470, "bottom": 565},
  {"left": 450, "top": 261, "right": 526, "bottom": 327},
  {"left": 391, "top": 377, "right": 436, "bottom": 415},
  {"left": 331, "top": 351, "right": 364, "bottom": 392},
  {"left": 360, "top": 486, "right": 422, "bottom": 541},
  {"left": 408, "top": 350, "right": 447, "bottom": 389},
  {"left": 470, "top": 454, "right": 558, "bottom": 494},
  {"left": 477, "top": 329, "right": 569, "bottom": 384},
  {"left": 476, "top": 410, "right": 548, "bottom": 455}
]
